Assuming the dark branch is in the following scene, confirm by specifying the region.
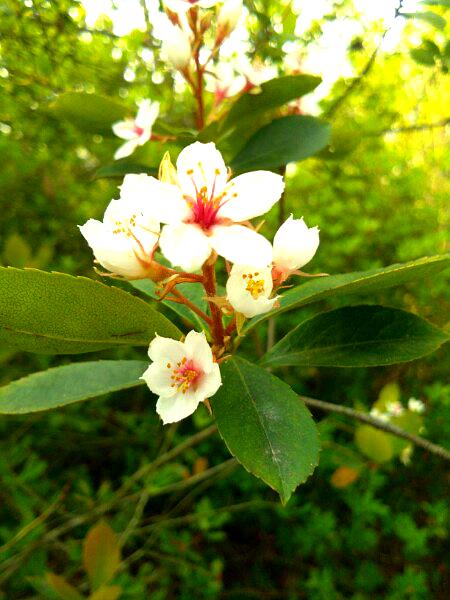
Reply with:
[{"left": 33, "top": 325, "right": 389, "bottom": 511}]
[{"left": 301, "top": 396, "right": 450, "bottom": 462}]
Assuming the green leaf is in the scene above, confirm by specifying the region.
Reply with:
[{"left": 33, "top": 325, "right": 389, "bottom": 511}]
[
  {"left": 261, "top": 305, "right": 448, "bottom": 369},
  {"left": 401, "top": 11, "right": 446, "bottom": 29},
  {"left": 90, "top": 586, "right": 122, "bottom": 600},
  {"left": 229, "top": 115, "right": 331, "bottom": 172},
  {"left": 50, "top": 92, "right": 128, "bottom": 135},
  {"left": 410, "top": 46, "right": 439, "bottom": 66},
  {"left": 223, "top": 74, "right": 321, "bottom": 130},
  {"left": 45, "top": 573, "right": 84, "bottom": 600},
  {"left": 244, "top": 254, "right": 450, "bottom": 333},
  {"left": 211, "top": 357, "right": 320, "bottom": 504},
  {"left": 131, "top": 280, "right": 207, "bottom": 330},
  {"left": 0, "top": 360, "right": 147, "bottom": 414},
  {"left": 355, "top": 426, "right": 394, "bottom": 463},
  {"left": 420, "top": 0, "right": 450, "bottom": 8},
  {"left": 83, "top": 522, "right": 121, "bottom": 591},
  {"left": 94, "top": 162, "right": 158, "bottom": 179},
  {"left": 0, "top": 267, "right": 180, "bottom": 354}
]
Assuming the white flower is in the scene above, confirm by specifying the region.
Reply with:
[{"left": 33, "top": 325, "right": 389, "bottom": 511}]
[
  {"left": 112, "top": 100, "right": 159, "bottom": 160},
  {"left": 226, "top": 264, "right": 278, "bottom": 318},
  {"left": 119, "top": 142, "right": 284, "bottom": 272},
  {"left": 79, "top": 191, "right": 160, "bottom": 279},
  {"left": 164, "top": 0, "right": 219, "bottom": 13},
  {"left": 205, "top": 62, "right": 246, "bottom": 103},
  {"left": 161, "top": 26, "right": 192, "bottom": 71},
  {"left": 217, "top": 0, "right": 243, "bottom": 38},
  {"left": 239, "top": 59, "right": 278, "bottom": 87},
  {"left": 408, "top": 398, "right": 425, "bottom": 413},
  {"left": 386, "top": 401, "right": 404, "bottom": 417},
  {"left": 142, "top": 331, "right": 222, "bottom": 424},
  {"left": 273, "top": 215, "right": 320, "bottom": 274},
  {"left": 369, "top": 408, "right": 390, "bottom": 423}
]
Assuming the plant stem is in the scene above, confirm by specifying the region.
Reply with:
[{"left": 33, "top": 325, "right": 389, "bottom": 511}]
[
  {"left": 202, "top": 258, "right": 225, "bottom": 350},
  {"left": 301, "top": 396, "right": 450, "bottom": 462},
  {"left": 169, "top": 288, "right": 213, "bottom": 325}
]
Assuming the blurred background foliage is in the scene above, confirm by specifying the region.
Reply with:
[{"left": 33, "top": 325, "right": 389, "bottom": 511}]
[{"left": 0, "top": 0, "right": 449, "bottom": 598}]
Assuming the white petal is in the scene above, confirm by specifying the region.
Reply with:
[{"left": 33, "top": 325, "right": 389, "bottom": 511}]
[
  {"left": 159, "top": 223, "right": 212, "bottom": 272},
  {"left": 148, "top": 335, "right": 185, "bottom": 362},
  {"left": 219, "top": 171, "right": 284, "bottom": 222},
  {"left": 135, "top": 100, "right": 159, "bottom": 129},
  {"left": 156, "top": 391, "right": 202, "bottom": 424},
  {"left": 112, "top": 120, "right": 138, "bottom": 140},
  {"left": 195, "top": 363, "right": 222, "bottom": 399},
  {"left": 226, "top": 264, "right": 276, "bottom": 318},
  {"left": 176, "top": 142, "right": 228, "bottom": 201},
  {"left": 114, "top": 139, "right": 139, "bottom": 160},
  {"left": 141, "top": 362, "right": 177, "bottom": 398},
  {"left": 119, "top": 174, "right": 189, "bottom": 224},
  {"left": 79, "top": 219, "right": 148, "bottom": 278},
  {"left": 210, "top": 224, "right": 273, "bottom": 266},
  {"left": 273, "top": 215, "right": 320, "bottom": 270},
  {"left": 184, "top": 331, "right": 214, "bottom": 372}
]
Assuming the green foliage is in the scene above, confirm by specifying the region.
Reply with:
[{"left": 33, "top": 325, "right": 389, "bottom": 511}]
[
  {"left": 230, "top": 115, "right": 331, "bottom": 171},
  {"left": 261, "top": 305, "right": 448, "bottom": 368},
  {"left": 0, "top": 267, "right": 180, "bottom": 353},
  {"left": 211, "top": 357, "right": 319, "bottom": 503},
  {"left": 0, "top": 360, "right": 147, "bottom": 414}
]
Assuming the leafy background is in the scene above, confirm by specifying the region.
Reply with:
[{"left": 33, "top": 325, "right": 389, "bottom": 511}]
[{"left": 0, "top": 0, "right": 449, "bottom": 598}]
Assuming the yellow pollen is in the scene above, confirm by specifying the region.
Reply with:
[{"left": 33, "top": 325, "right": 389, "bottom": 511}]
[
  {"left": 187, "top": 168, "right": 194, "bottom": 175},
  {"left": 244, "top": 273, "right": 266, "bottom": 299}
]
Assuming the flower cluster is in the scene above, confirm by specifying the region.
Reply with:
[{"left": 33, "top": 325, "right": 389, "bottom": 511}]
[{"left": 80, "top": 142, "right": 320, "bottom": 423}]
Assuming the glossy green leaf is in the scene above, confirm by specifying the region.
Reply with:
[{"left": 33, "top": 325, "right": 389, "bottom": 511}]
[
  {"left": 0, "top": 267, "right": 180, "bottom": 354},
  {"left": 50, "top": 92, "right": 128, "bottom": 135},
  {"left": 244, "top": 254, "right": 450, "bottom": 333},
  {"left": 401, "top": 11, "right": 446, "bottom": 29},
  {"left": 131, "top": 280, "right": 207, "bottom": 330},
  {"left": 223, "top": 74, "right": 321, "bottom": 129},
  {"left": 261, "top": 305, "right": 448, "bottom": 369},
  {"left": 83, "top": 522, "right": 121, "bottom": 591},
  {"left": 94, "top": 162, "right": 158, "bottom": 179},
  {"left": 229, "top": 115, "right": 331, "bottom": 172},
  {"left": 0, "top": 360, "right": 147, "bottom": 414},
  {"left": 419, "top": 0, "right": 450, "bottom": 8},
  {"left": 211, "top": 357, "right": 320, "bottom": 504}
]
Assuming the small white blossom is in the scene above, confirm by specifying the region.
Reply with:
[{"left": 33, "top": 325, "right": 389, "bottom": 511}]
[
  {"left": 386, "top": 401, "right": 404, "bottom": 417},
  {"left": 369, "top": 408, "right": 390, "bottom": 423},
  {"left": 161, "top": 26, "right": 192, "bottom": 71},
  {"left": 239, "top": 59, "right": 278, "bottom": 87},
  {"left": 226, "top": 264, "right": 278, "bottom": 318},
  {"left": 217, "top": 0, "right": 243, "bottom": 38},
  {"left": 142, "top": 331, "right": 222, "bottom": 424},
  {"left": 273, "top": 215, "right": 320, "bottom": 275},
  {"left": 408, "top": 398, "right": 425, "bottom": 413},
  {"left": 112, "top": 100, "right": 159, "bottom": 160},
  {"left": 79, "top": 190, "right": 160, "bottom": 279},
  {"left": 205, "top": 62, "right": 246, "bottom": 103},
  {"left": 119, "top": 142, "right": 284, "bottom": 272}
]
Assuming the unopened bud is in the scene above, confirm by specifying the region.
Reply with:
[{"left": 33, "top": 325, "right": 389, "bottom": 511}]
[
  {"left": 162, "top": 26, "right": 192, "bottom": 71},
  {"left": 217, "top": 0, "right": 242, "bottom": 41},
  {"left": 158, "top": 152, "right": 178, "bottom": 186}
]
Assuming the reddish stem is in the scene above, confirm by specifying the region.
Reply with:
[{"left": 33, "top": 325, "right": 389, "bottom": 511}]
[
  {"left": 170, "top": 288, "right": 212, "bottom": 326},
  {"left": 202, "top": 258, "right": 225, "bottom": 349}
]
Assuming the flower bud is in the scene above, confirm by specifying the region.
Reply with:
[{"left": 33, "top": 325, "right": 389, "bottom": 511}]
[
  {"left": 217, "top": 0, "right": 242, "bottom": 41},
  {"left": 273, "top": 215, "right": 320, "bottom": 274},
  {"left": 162, "top": 26, "right": 192, "bottom": 71},
  {"left": 158, "top": 151, "right": 179, "bottom": 185}
]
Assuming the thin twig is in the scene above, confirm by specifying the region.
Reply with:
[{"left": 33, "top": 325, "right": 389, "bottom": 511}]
[
  {"left": 169, "top": 288, "right": 212, "bottom": 325},
  {"left": 301, "top": 396, "right": 450, "bottom": 461},
  {"left": 376, "top": 117, "right": 450, "bottom": 136}
]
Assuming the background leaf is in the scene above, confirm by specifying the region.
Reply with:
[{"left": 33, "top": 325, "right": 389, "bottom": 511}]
[
  {"left": 401, "top": 11, "right": 447, "bottom": 29},
  {"left": 45, "top": 573, "right": 84, "bottom": 600},
  {"left": 0, "top": 267, "right": 180, "bottom": 354},
  {"left": 244, "top": 254, "right": 450, "bottom": 332},
  {"left": 83, "top": 522, "right": 121, "bottom": 591},
  {"left": 0, "top": 360, "right": 147, "bottom": 414},
  {"left": 229, "top": 115, "right": 331, "bottom": 172},
  {"left": 94, "top": 162, "right": 158, "bottom": 179},
  {"left": 50, "top": 92, "right": 128, "bottom": 135},
  {"left": 261, "top": 305, "right": 448, "bottom": 368},
  {"left": 89, "top": 586, "right": 122, "bottom": 600},
  {"left": 211, "top": 357, "right": 320, "bottom": 504},
  {"left": 223, "top": 74, "right": 321, "bottom": 129}
]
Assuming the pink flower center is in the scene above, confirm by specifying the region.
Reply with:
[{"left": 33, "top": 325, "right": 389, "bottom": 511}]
[
  {"left": 168, "top": 356, "right": 202, "bottom": 394},
  {"left": 133, "top": 123, "right": 145, "bottom": 137},
  {"left": 184, "top": 170, "right": 233, "bottom": 231}
]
